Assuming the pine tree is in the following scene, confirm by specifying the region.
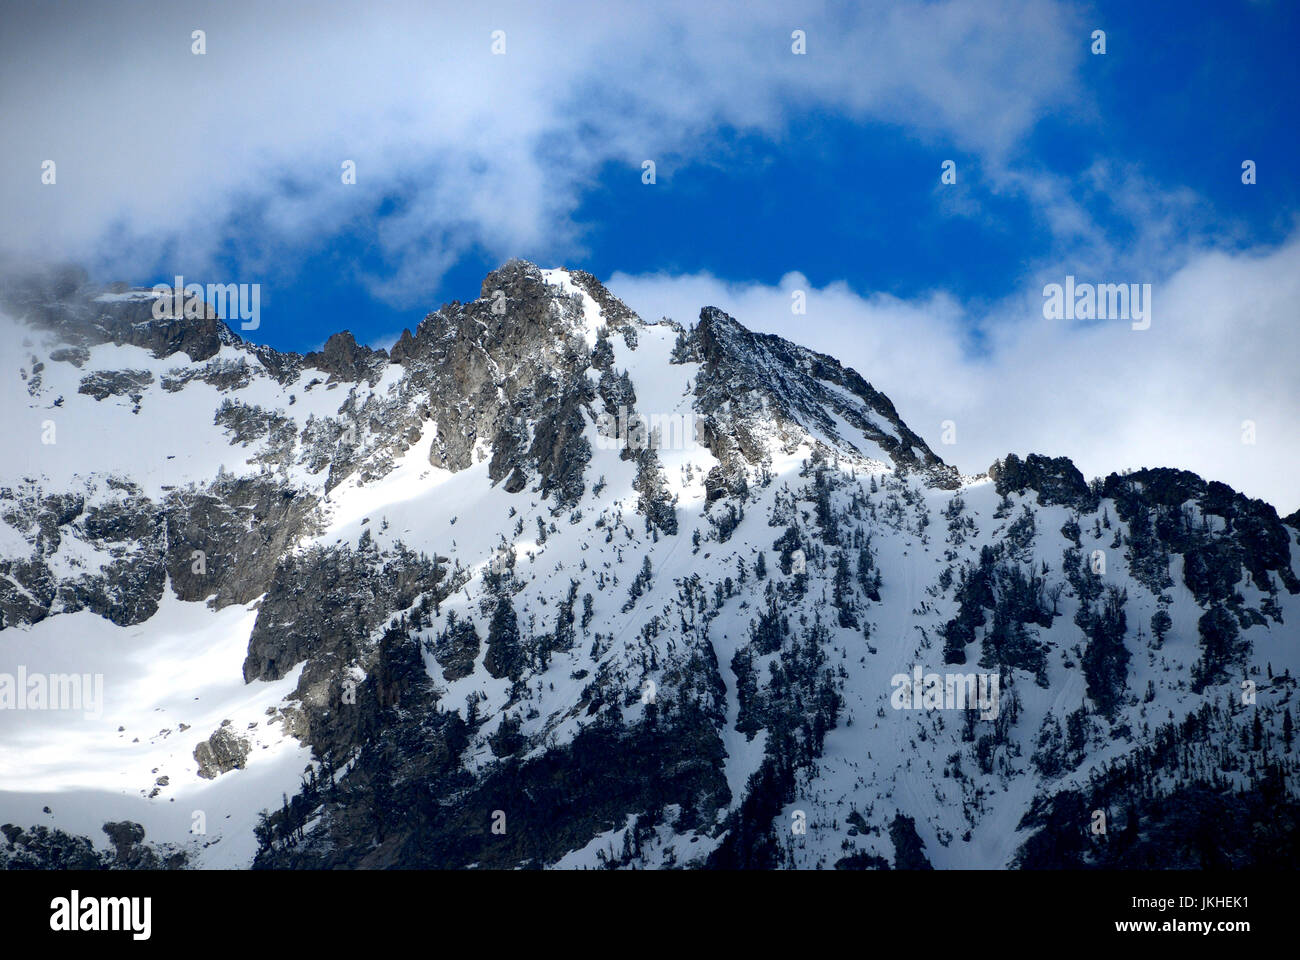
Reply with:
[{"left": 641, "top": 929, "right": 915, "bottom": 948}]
[
  {"left": 857, "top": 545, "right": 880, "bottom": 601},
  {"left": 634, "top": 449, "right": 677, "bottom": 535},
  {"left": 1080, "top": 585, "right": 1130, "bottom": 716},
  {"left": 1150, "top": 608, "right": 1172, "bottom": 648},
  {"left": 832, "top": 551, "right": 858, "bottom": 628},
  {"left": 484, "top": 594, "right": 524, "bottom": 681},
  {"left": 552, "top": 579, "right": 579, "bottom": 652},
  {"left": 1192, "top": 603, "right": 1246, "bottom": 693}
]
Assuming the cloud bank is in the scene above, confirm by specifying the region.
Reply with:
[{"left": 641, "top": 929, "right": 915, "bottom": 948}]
[
  {"left": 610, "top": 234, "right": 1300, "bottom": 514},
  {"left": 1, "top": 0, "right": 1081, "bottom": 299},
  {"left": 3, "top": 0, "right": 1294, "bottom": 511}
]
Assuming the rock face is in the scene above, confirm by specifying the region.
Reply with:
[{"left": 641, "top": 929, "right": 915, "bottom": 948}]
[
  {"left": 989, "top": 453, "right": 1092, "bottom": 508},
  {"left": 194, "top": 724, "right": 252, "bottom": 779},
  {"left": 78, "top": 369, "right": 155, "bottom": 401},
  {"left": 302, "top": 331, "right": 387, "bottom": 384},
  {"left": 385, "top": 259, "right": 600, "bottom": 504},
  {"left": 0, "top": 474, "right": 319, "bottom": 629},
  {"left": 2, "top": 265, "right": 236, "bottom": 363},
  {"left": 1, "top": 259, "right": 1297, "bottom": 871},
  {"left": 685, "top": 306, "right": 961, "bottom": 492}
]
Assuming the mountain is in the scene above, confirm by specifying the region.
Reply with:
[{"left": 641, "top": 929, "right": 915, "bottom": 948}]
[{"left": 1, "top": 259, "right": 1297, "bottom": 870}]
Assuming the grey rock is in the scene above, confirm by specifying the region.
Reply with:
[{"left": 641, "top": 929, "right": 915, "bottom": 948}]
[{"left": 194, "top": 727, "right": 251, "bottom": 779}]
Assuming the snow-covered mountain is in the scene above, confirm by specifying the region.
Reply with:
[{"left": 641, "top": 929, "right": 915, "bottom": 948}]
[{"left": 1, "top": 259, "right": 1297, "bottom": 869}]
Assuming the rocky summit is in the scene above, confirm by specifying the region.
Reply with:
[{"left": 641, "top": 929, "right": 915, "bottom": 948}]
[{"left": 0, "top": 260, "right": 1297, "bottom": 870}]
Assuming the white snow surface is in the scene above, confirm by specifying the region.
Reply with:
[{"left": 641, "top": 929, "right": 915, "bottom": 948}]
[
  {"left": 0, "top": 585, "right": 310, "bottom": 867},
  {"left": 2, "top": 272, "right": 1298, "bottom": 870}
]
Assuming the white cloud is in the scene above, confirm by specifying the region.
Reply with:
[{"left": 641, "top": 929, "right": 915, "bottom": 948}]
[
  {"left": 0, "top": 0, "right": 1082, "bottom": 302},
  {"left": 8, "top": 1, "right": 1291, "bottom": 512},
  {"left": 608, "top": 233, "right": 1300, "bottom": 514}
]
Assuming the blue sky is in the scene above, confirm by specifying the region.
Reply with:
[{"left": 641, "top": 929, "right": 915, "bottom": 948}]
[
  {"left": 115, "top": 0, "right": 1300, "bottom": 354},
  {"left": 3, "top": 0, "right": 1299, "bottom": 508},
  {"left": 180, "top": 0, "right": 1300, "bottom": 356},
  {"left": 166, "top": 0, "right": 1300, "bottom": 355}
]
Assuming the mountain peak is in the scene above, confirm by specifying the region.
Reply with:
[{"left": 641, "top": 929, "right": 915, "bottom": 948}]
[
  {"left": 686, "top": 304, "right": 959, "bottom": 486},
  {"left": 1, "top": 255, "right": 1297, "bottom": 872}
]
